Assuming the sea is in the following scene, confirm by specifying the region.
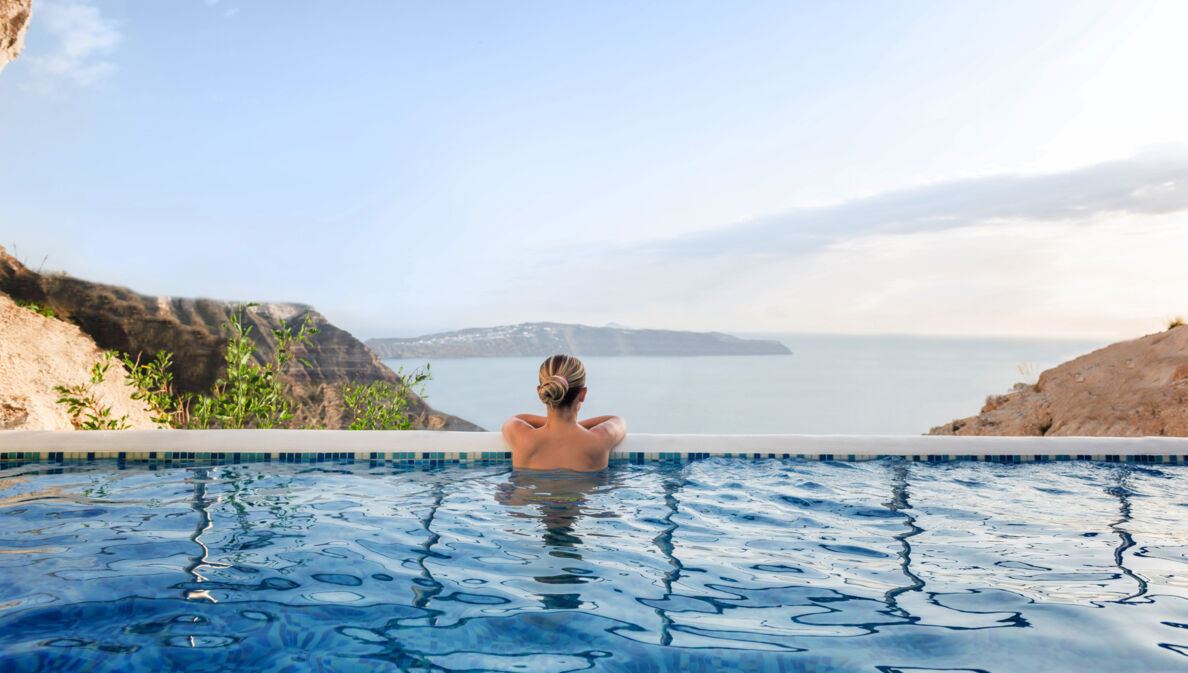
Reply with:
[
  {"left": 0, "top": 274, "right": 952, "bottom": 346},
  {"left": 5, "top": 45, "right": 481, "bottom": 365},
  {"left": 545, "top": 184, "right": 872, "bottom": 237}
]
[{"left": 383, "top": 334, "right": 1110, "bottom": 434}]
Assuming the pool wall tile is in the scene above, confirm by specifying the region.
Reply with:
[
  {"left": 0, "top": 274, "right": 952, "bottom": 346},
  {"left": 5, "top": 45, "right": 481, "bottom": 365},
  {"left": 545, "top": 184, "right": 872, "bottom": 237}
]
[
  {"left": 3, "top": 431, "right": 1188, "bottom": 469},
  {"left": 5, "top": 448, "right": 1188, "bottom": 469}
]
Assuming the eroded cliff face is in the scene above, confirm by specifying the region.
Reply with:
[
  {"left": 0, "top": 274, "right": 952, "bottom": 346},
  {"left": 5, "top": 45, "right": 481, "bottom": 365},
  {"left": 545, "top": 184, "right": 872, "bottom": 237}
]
[
  {"left": 0, "top": 0, "right": 32, "bottom": 75},
  {"left": 929, "top": 326, "right": 1188, "bottom": 436},
  {"left": 0, "top": 294, "right": 156, "bottom": 430},
  {"left": 0, "top": 248, "right": 480, "bottom": 430}
]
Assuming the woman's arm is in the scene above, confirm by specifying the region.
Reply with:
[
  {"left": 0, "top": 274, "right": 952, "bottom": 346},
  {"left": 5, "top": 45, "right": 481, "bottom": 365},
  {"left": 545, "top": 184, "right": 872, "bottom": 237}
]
[
  {"left": 578, "top": 415, "right": 618, "bottom": 429},
  {"left": 586, "top": 415, "right": 627, "bottom": 450},
  {"left": 514, "top": 414, "right": 547, "bottom": 428}
]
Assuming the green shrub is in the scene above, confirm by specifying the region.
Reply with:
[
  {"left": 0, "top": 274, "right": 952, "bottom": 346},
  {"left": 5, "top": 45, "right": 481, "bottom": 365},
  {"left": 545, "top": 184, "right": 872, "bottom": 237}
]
[
  {"left": 121, "top": 350, "right": 184, "bottom": 427},
  {"left": 342, "top": 365, "right": 431, "bottom": 430},
  {"left": 113, "top": 304, "right": 319, "bottom": 429},
  {"left": 15, "top": 300, "right": 55, "bottom": 319},
  {"left": 54, "top": 351, "right": 130, "bottom": 430},
  {"left": 64, "top": 304, "right": 421, "bottom": 431},
  {"left": 187, "top": 304, "right": 319, "bottom": 429}
]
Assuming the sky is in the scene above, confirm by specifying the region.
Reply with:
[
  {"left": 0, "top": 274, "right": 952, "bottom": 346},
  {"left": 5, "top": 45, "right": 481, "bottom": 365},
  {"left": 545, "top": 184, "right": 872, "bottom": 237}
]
[{"left": 1, "top": 0, "right": 1186, "bottom": 340}]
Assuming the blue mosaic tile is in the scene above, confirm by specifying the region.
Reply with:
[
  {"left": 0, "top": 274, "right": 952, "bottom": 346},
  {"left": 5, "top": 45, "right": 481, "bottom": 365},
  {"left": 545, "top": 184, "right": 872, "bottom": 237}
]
[{"left": 1, "top": 449, "right": 1186, "bottom": 470}]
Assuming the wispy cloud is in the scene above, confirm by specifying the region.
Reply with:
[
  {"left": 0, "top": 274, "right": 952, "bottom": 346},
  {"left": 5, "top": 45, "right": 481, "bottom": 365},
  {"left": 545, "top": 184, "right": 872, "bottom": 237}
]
[
  {"left": 652, "top": 148, "right": 1188, "bottom": 257},
  {"left": 201, "top": 0, "right": 239, "bottom": 19},
  {"left": 477, "top": 149, "right": 1188, "bottom": 337},
  {"left": 27, "top": 0, "right": 121, "bottom": 87}
]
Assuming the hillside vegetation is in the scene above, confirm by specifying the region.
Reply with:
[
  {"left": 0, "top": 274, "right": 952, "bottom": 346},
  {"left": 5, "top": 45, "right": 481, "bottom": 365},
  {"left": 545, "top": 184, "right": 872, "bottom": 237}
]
[{"left": 0, "top": 247, "right": 480, "bottom": 430}]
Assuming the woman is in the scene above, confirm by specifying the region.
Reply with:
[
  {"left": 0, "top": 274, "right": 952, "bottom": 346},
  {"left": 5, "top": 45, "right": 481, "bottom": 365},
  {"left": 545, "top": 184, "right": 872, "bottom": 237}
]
[{"left": 501, "top": 354, "right": 627, "bottom": 471}]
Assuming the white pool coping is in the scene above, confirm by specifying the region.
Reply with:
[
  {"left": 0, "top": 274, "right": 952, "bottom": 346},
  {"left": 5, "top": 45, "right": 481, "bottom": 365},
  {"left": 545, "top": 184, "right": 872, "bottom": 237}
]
[{"left": 2, "top": 430, "right": 1187, "bottom": 457}]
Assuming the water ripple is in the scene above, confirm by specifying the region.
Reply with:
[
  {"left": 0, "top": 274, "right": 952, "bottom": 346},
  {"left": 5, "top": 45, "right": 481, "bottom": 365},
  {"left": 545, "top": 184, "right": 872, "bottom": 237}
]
[{"left": 1, "top": 459, "right": 1187, "bottom": 671}]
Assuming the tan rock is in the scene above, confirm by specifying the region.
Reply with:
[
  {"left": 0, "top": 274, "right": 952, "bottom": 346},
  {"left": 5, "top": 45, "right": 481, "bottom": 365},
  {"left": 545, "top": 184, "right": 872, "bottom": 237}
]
[
  {"left": 0, "top": 247, "right": 481, "bottom": 430},
  {"left": 0, "top": 0, "right": 32, "bottom": 75},
  {"left": 930, "top": 326, "right": 1188, "bottom": 436},
  {"left": 1, "top": 293, "right": 157, "bottom": 430}
]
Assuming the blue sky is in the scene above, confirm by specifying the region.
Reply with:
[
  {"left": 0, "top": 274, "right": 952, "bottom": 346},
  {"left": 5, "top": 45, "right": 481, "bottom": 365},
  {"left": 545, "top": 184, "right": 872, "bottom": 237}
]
[{"left": 1, "top": 0, "right": 1186, "bottom": 338}]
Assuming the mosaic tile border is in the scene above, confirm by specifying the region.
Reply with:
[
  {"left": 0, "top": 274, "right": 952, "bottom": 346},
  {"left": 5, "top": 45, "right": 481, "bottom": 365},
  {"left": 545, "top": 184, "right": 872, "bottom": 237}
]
[
  {"left": 3, "top": 430, "right": 1188, "bottom": 469},
  {"left": 0, "top": 449, "right": 1182, "bottom": 470}
]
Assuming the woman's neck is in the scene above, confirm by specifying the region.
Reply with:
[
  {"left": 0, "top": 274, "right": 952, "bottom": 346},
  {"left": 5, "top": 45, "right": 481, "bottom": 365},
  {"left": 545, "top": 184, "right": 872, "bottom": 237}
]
[{"left": 546, "top": 405, "right": 579, "bottom": 426}]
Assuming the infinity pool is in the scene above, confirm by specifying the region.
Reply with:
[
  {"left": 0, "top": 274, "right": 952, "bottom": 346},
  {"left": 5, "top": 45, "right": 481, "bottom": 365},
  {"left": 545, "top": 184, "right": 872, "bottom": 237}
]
[{"left": 1, "top": 458, "right": 1186, "bottom": 672}]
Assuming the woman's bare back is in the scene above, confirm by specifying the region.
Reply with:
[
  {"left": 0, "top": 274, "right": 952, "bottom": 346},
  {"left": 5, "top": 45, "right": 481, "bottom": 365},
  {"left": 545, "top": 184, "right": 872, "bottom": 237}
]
[
  {"left": 503, "top": 355, "right": 627, "bottom": 472},
  {"left": 503, "top": 415, "right": 627, "bottom": 471}
]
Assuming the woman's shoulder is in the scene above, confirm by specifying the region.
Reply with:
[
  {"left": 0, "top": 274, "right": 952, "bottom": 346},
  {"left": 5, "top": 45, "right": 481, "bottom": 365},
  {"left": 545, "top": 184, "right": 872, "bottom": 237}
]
[
  {"left": 502, "top": 416, "right": 541, "bottom": 449},
  {"left": 583, "top": 416, "right": 628, "bottom": 449}
]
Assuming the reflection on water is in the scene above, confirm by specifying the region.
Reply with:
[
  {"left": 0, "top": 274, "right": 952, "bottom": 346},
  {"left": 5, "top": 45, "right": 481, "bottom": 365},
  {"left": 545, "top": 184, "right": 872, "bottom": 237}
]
[
  {"left": 183, "top": 469, "right": 229, "bottom": 603},
  {"left": 497, "top": 469, "right": 618, "bottom": 538},
  {"left": 0, "top": 459, "right": 1187, "bottom": 672},
  {"left": 653, "top": 472, "right": 686, "bottom": 647},
  {"left": 883, "top": 463, "right": 924, "bottom": 610},
  {"left": 496, "top": 469, "right": 618, "bottom": 610},
  {"left": 1107, "top": 468, "right": 1150, "bottom": 604},
  {"left": 411, "top": 480, "right": 445, "bottom": 619}
]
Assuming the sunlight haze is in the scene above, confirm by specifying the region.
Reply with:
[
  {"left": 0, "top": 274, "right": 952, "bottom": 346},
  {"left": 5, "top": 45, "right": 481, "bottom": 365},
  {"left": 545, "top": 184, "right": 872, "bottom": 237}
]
[{"left": 1, "top": 0, "right": 1185, "bottom": 339}]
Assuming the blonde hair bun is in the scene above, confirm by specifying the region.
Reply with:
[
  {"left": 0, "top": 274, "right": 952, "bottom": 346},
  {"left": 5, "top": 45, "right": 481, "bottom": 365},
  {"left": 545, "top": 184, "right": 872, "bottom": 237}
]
[
  {"left": 538, "top": 377, "right": 568, "bottom": 406},
  {"left": 537, "top": 354, "right": 587, "bottom": 408}
]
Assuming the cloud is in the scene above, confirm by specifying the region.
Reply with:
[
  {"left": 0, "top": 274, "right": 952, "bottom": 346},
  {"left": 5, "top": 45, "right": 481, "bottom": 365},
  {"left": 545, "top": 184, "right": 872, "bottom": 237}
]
[
  {"left": 521, "top": 216, "right": 1186, "bottom": 338},
  {"left": 27, "top": 0, "right": 121, "bottom": 87},
  {"left": 200, "top": 1, "right": 239, "bottom": 18},
  {"left": 652, "top": 149, "right": 1188, "bottom": 257},
  {"left": 474, "top": 150, "right": 1188, "bottom": 338}
]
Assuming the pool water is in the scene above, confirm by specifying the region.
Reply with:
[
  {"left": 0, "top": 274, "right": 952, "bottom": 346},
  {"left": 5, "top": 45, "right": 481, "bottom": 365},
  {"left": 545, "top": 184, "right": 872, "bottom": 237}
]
[{"left": 1, "top": 458, "right": 1187, "bottom": 672}]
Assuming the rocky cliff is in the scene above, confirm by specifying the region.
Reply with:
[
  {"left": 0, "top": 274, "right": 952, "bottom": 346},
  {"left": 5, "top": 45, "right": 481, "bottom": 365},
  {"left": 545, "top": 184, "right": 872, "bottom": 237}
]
[
  {"left": 0, "top": 0, "right": 31, "bottom": 75},
  {"left": 0, "top": 247, "right": 481, "bottom": 430},
  {"left": 929, "top": 326, "right": 1188, "bottom": 436},
  {"left": 1, "top": 293, "right": 156, "bottom": 430},
  {"left": 368, "top": 322, "right": 792, "bottom": 359}
]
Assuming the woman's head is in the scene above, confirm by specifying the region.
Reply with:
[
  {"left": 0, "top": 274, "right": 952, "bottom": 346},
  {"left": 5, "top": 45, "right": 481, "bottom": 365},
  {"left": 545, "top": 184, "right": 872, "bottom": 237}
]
[{"left": 537, "top": 354, "right": 587, "bottom": 408}]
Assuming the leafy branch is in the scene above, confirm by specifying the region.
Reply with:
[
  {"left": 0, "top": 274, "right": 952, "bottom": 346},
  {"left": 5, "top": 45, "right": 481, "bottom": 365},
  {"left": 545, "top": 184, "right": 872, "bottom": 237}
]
[
  {"left": 60, "top": 304, "right": 424, "bottom": 431},
  {"left": 53, "top": 351, "right": 130, "bottom": 430},
  {"left": 122, "top": 350, "right": 186, "bottom": 427},
  {"left": 188, "top": 304, "right": 320, "bottom": 429},
  {"left": 342, "top": 365, "right": 431, "bottom": 430}
]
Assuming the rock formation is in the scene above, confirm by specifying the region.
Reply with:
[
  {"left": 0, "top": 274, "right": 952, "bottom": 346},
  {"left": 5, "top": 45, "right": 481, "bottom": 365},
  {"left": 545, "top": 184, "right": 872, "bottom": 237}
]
[
  {"left": 368, "top": 322, "right": 793, "bottom": 359},
  {"left": 1, "top": 294, "right": 156, "bottom": 430},
  {"left": 0, "top": 0, "right": 32, "bottom": 75},
  {"left": 929, "top": 326, "right": 1188, "bottom": 436},
  {"left": 0, "top": 247, "right": 481, "bottom": 430}
]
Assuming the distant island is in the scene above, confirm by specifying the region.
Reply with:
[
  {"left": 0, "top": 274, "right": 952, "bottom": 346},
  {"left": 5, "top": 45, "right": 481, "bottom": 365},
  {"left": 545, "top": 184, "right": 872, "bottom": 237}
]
[{"left": 366, "top": 322, "right": 792, "bottom": 359}]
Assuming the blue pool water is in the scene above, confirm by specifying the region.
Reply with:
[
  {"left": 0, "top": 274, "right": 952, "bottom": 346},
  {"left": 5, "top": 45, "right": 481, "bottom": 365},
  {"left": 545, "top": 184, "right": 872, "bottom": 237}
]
[{"left": 1, "top": 458, "right": 1187, "bottom": 672}]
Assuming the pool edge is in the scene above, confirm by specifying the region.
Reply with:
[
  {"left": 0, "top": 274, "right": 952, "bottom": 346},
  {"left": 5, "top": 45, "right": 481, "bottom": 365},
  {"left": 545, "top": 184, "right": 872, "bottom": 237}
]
[{"left": 2, "top": 430, "right": 1187, "bottom": 465}]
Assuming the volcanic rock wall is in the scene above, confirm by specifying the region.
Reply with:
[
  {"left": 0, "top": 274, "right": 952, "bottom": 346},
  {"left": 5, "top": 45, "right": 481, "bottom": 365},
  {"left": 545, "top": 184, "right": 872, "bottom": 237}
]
[
  {"left": 930, "top": 326, "right": 1188, "bottom": 436},
  {"left": 0, "top": 247, "right": 480, "bottom": 430},
  {"left": 1, "top": 293, "right": 156, "bottom": 430}
]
